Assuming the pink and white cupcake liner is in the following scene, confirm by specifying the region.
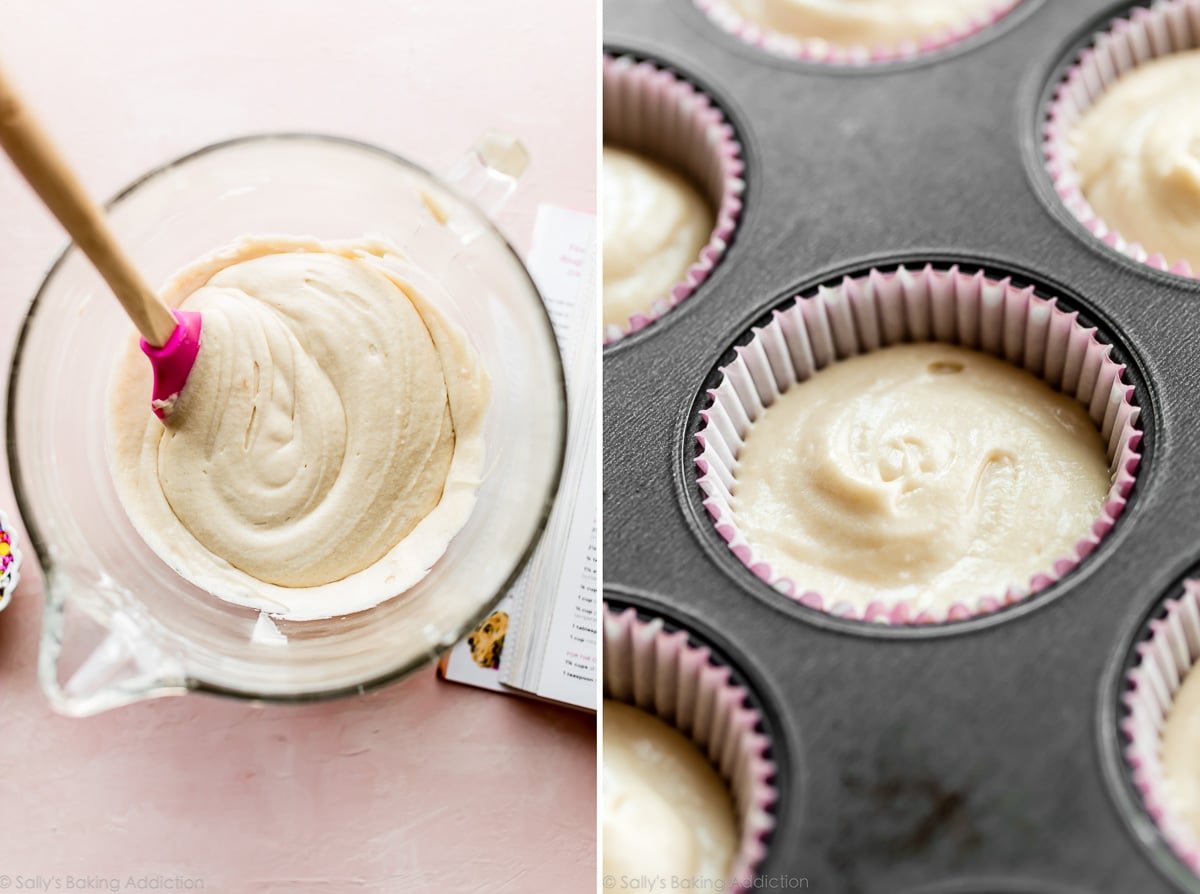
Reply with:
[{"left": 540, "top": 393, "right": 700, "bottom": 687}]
[
  {"left": 695, "top": 264, "right": 1142, "bottom": 625},
  {"left": 1122, "top": 578, "right": 1200, "bottom": 875},
  {"left": 1043, "top": 0, "right": 1200, "bottom": 278},
  {"left": 692, "top": 0, "right": 1022, "bottom": 66},
  {"left": 0, "top": 511, "right": 22, "bottom": 613},
  {"left": 604, "top": 602, "right": 777, "bottom": 886},
  {"left": 603, "top": 54, "right": 744, "bottom": 344}
]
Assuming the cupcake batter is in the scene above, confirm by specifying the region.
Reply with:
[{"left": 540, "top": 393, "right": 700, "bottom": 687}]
[
  {"left": 725, "top": 0, "right": 1000, "bottom": 50},
  {"left": 1162, "top": 661, "right": 1200, "bottom": 843},
  {"left": 603, "top": 145, "right": 713, "bottom": 329},
  {"left": 1071, "top": 50, "right": 1200, "bottom": 271},
  {"left": 732, "top": 343, "right": 1110, "bottom": 614},
  {"left": 603, "top": 700, "right": 738, "bottom": 887},
  {"left": 108, "top": 236, "right": 489, "bottom": 620}
]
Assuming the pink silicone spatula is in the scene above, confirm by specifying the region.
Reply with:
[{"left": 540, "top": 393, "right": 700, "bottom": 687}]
[{"left": 0, "top": 66, "right": 200, "bottom": 419}]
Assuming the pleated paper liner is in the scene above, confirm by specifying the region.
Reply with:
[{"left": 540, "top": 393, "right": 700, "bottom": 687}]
[
  {"left": 603, "top": 53, "right": 744, "bottom": 344},
  {"left": 692, "top": 0, "right": 1022, "bottom": 66},
  {"left": 1122, "top": 578, "right": 1200, "bottom": 879},
  {"left": 1043, "top": 0, "right": 1200, "bottom": 278},
  {"left": 603, "top": 602, "right": 777, "bottom": 886},
  {"left": 695, "top": 264, "right": 1142, "bottom": 625}
]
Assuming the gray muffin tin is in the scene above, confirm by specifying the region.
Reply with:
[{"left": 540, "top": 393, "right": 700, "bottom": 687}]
[{"left": 602, "top": 0, "right": 1200, "bottom": 891}]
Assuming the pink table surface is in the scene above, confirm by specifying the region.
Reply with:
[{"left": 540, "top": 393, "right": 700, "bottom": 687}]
[{"left": 0, "top": 2, "right": 597, "bottom": 891}]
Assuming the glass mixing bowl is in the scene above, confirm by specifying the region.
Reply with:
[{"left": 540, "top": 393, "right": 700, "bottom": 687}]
[{"left": 7, "top": 133, "right": 566, "bottom": 714}]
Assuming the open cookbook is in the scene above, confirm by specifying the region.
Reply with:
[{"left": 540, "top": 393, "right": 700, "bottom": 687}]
[{"left": 437, "top": 204, "right": 597, "bottom": 711}]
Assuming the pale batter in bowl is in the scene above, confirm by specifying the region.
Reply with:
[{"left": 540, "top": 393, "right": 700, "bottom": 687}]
[
  {"left": 107, "top": 236, "right": 489, "bottom": 621},
  {"left": 1070, "top": 50, "right": 1200, "bottom": 271}
]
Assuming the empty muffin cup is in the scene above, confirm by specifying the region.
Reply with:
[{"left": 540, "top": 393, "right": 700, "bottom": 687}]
[
  {"left": 1043, "top": 0, "right": 1200, "bottom": 278},
  {"left": 1122, "top": 578, "right": 1200, "bottom": 878},
  {"left": 603, "top": 601, "right": 777, "bottom": 887},
  {"left": 691, "top": 0, "right": 1023, "bottom": 66},
  {"left": 694, "top": 264, "right": 1142, "bottom": 625},
  {"left": 603, "top": 54, "right": 744, "bottom": 343}
]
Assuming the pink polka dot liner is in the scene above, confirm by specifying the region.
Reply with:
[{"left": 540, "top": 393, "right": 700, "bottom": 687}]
[
  {"left": 1044, "top": 0, "right": 1200, "bottom": 278},
  {"left": 694, "top": 264, "right": 1142, "bottom": 626},
  {"left": 603, "top": 54, "right": 744, "bottom": 344},
  {"left": 1122, "top": 579, "right": 1200, "bottom": 876},
  {"left": 603, "top": 602, "right": 777, "bottom": 887},
  {"left": 0, "top": 511, "right": 22, "bottom": 613},
  {"left": 691, "top": 0, "right": 1022, "bottom": 66}
]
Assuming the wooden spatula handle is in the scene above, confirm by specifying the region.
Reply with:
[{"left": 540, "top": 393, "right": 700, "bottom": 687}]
[{"left": 0, "top": 67, "right": 176, "bottom": 346}]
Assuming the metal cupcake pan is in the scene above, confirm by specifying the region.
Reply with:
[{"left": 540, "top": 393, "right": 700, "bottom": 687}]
[{"left": 603, "top": 0, "right": 1200, "bottom": 890}]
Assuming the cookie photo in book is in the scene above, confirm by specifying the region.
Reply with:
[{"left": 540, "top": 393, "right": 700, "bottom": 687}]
[
  {"left": 468, "top": 611, "right": 509, "bottom": 669},
  {"left": 438, "top": 205, "right": 597, "bottom": 712}
]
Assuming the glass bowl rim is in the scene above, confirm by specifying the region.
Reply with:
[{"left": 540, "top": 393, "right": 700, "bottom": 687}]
[{"left": 5, "top": 131, "right": 569, "bottom": 705}]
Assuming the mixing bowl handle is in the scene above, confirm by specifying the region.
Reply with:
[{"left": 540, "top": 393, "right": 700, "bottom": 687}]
[
  {"left": 443, "top": 131, "right": 530, "bottom": 231},
  {"left": 39, "top": 570, "right": 189, "bottom": 717},
  {"left": 401, "top": 131, "right": 530, "bottom": 278}
]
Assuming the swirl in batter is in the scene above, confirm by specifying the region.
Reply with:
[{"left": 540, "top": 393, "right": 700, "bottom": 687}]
[
  {"left": 107, "top": 237, "right": 489, "bottom": 620},
  {"left": 731, "top": 344, "right": 1110, "bottom": 614},
  {"left": 725, "top": 0, "right": 1001, "bottom": 49},
  {"left": 1070, "top": 50, "right": 1200, "bottom": 271}
]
